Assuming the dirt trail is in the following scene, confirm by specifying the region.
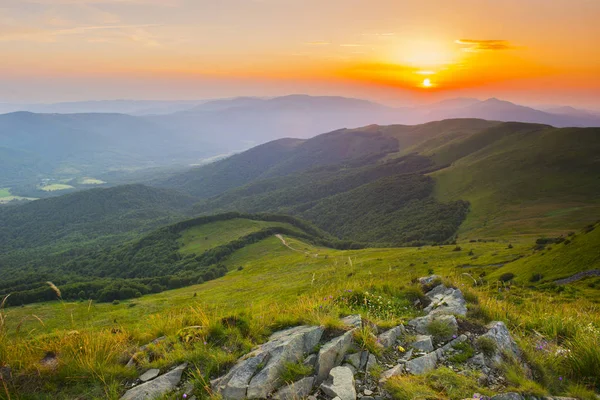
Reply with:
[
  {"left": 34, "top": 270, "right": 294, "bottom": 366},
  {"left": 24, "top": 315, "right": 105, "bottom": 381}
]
[{"left": 275, "top": 234, "right": 319, "bottom": 258}]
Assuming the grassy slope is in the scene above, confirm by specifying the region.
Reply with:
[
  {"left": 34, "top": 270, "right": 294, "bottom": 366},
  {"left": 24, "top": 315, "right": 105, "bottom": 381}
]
[
  {"left": 431, "top": 125, "right": 600, "bottom": 238},
  {"left": 178, "top": 218, "right": 303, "bottom": 255},
  {"left": 490, "top": 223, "right": 600, "bottom": 285}
]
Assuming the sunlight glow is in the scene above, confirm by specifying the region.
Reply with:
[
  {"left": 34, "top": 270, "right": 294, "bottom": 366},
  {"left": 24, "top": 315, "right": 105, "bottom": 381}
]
[{"left": 422, "top": 78, "right": 432, "bottom": 88}]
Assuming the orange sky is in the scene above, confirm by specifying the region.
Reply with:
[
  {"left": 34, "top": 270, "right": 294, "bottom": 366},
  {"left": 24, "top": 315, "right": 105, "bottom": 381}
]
[{"left": 1, "top": 0, "right": 599, "bottom": 107}]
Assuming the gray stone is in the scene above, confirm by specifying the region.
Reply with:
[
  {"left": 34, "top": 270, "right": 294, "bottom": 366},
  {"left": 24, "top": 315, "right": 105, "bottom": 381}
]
[
  {"left": 304, "top": 354, "right": 318, "bottom": 368},
  {"left": 399, "top": 348, "right": 413, "bottom": 362},
  {"left": 346, "top": 352, "right": 362, "bottom": 370},
  {"left": 247, "top": 326, "right": 324, "bottom": 399},
  {"left": 315, "top": 330, "right": 355, "bottom": 384},
  {"left": 411, "top": 335, "right": 434, "bottom": 352},
  {"left": 320, "top": 366, "right": 356, "bottom": 400},
  {"left": 216, "top": 325, "right": 324, "bottom": 400},
  {"left": 366, "top": 353, "right": 377, "bottom": 372},
  {"left": 424, "top": 287, "right": 467, "bottom": 316},
  {"left": 378, "top": 364, "right": 404, "bottom": 383},
  {"left": 364, "top": 389, "right": 373, "bottom": 396},
  {"left": 139, "top": 368, "right": 160, "bottom": 382},
  {"left": 490, "top": 394, "right": 525, "bottom": 400},
  {"left": 272, "top": 377, "right": 315, "bottom": 400},
  {"left": 341, "top": 315, "right": 362, "bottom": 328},
  {"left": 418, "top": 275, "right": 441, "bottom": 286},
  {"left": 377, "top": 325, "right": 405, "bottom": 348},
  {"left": 407, "top": 314, "right": 458, "bottom": 335},
  {"left": 481, "top": 321, "right": 520, "bottom": 363},
  {"left": 120, "top": 363, "right": 187, "bottom": 400},
  {"left": 468, "top": 353, "right": 487, "bottom": 368},
  {"left": 424, "top": 283, "right": 448, "bottom": 298},
  {"left": 404, "top": 352, "right": 437, "bottom": 375}
]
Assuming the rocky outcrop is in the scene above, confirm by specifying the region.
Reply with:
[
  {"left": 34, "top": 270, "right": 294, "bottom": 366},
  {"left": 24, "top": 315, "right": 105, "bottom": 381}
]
[
  {"left": 272, "top": 377, "right": 315, "bottom": 400},
  {"left": 481, "top": 321, "right": 520, "bottom": 363},
  {"left": 315, "top": 330, "right": 355, "bottom": 384},
  {"left": 139, "top": 368, "right": 160, "bottom": 382},
  {"left": 120, "top": 363, "right": 187, "bottom": 400},
  {"left": 377, "top": 325, "right": 405, "bottom": 348},
  {"left": 407, "top": 314, "right": 458, "bottom": 335},
  {"left": 411, "top": 335, "right": 434, "bottom": 352},
  {"left": 215, "top": 325, "right": 324, "bottom": 400},
  {"left": 320, "top": 366, "right": 356, "bottom": 400},
  {"left": 424, "top": 286, "right": 467, "bottom": 316}
]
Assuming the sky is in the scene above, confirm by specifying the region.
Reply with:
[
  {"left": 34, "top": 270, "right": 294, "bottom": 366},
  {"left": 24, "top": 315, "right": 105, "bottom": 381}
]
[{"left": 1, "top": 0, "right": 599, "bottom": 108}]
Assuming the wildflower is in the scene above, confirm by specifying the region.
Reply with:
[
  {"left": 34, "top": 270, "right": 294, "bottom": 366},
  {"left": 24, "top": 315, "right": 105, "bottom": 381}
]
[
  {"left": 452, "top": 334, "right": 457, "bottom": 339},
  {"left": 559, "top": 376, "right": 563, "bottom": 381},
  {"left": 183, "top": 395, "right": 188, "bottom": 399},
  {"left": 203, "top": 341, "right": 208, "bottom": 345}
]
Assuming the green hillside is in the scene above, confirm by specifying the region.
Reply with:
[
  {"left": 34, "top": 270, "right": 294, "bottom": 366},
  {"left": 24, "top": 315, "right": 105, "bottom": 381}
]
[
  {"left": 489, "top": 222, "right": 600, "bottom": 286},
  {"left": 431, "top": 125, "right": 600, "bottom": 238}
]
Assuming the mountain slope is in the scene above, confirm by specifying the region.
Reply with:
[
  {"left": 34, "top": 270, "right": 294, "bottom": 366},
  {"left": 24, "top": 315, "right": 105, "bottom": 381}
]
[{"left": 431, "top": 125, "right": 600, "bottom": 237}]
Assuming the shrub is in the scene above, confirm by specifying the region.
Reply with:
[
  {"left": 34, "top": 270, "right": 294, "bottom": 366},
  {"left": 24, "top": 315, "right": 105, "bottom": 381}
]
[
  {"left": 237, "top": 266, "right": 244, "bottom": 271},
  {"left": 467, "top": 304, "right": 491, "bottom": 323},
  {"left": 448, "top": 341, "right": 475, "bottom": 363},
  {"left": 529, "top": 273, "right": 544, "bottom": 283},
  {"left": 507, "top": 244, "right": 513, "bottom": 249},
  {"left": 353, "top": 326, "right": 382, "bottom": 357},
  {"left": 453, "top": 246, "right": 462, "bottom": 252},
  {"left": 426, "top": 319, "right": 456, "bottom": 342},
  {"left": 499, "top": 273, "right": 516, "bottom": 282},
  {"left": 476, "top": 336, "right": 497, "bottom": 357}
]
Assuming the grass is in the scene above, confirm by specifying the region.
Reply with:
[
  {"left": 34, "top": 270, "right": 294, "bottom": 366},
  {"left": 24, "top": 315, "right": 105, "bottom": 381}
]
[
  {"left": 1, "top": 226, "right": 599, "bottom": 398},
  {"left": 279, "top": 361, "right": 313, "bottom": 383},
  {"left": 0, "top": 188, "right": 11, "bottom": 198},
  {"left": 79, "top": 177, "right": 106, "bottom": 185},
  {"left": 178, "top": 218, "right": 301, "bottom": 255},
  {"left": 37, "top": 183, "right": 75, "bottom": 192}
]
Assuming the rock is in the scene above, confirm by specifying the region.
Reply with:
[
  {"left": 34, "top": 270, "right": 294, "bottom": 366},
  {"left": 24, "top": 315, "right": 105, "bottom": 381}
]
[
  {"left": 490, "top": 393, "right": 524, "bottom": 400},
  {"left": 272, "top": 377, "right": 315, "bottom": 400},
  {"left": 39, "top": 351, "right": 59, "bottom": 370},
  {"left": 468, "top": 353, "right": 487, "bottom": 368},
  {"left": 377, "top": 325, "right": 405, "bottom": 348},
  {"left": 433, "top": 335, "right": 467, "bottom": 359},
  {"left": 424, "top": 287, "right": 467, "bottom": 316},
  {"left": 424, "top": 284, "right": 448, "bottom": 298},
  {"left": 304, "top": 354, "right": 318, "bottom": 368},
  {"left": 411, "top": 335, "right": 434, "bottom": 352},
  {"left": 404, "top": 352, "right": 438, "bottom": 375},
  {"left": 408, "top": 314, "right": 458, "bottom": 335},
  {"left": 216, "top": 325, "right": 324, "bottom": 400},
  {"left": 364, "top": 389, "right": 373, "bottom": 396},
  {"left": 0, "top": 365, "right": 11, "bottom": 382},
  {"left": 120, "top": 363, "right": 187, "bottom": 400},
  {"left": 341, "top": 315, "right": 362, "bottom": 328},
  {"left": 378, "top": 364, "right": 404, "bottom": 383},
  {"left": 320, "top": 366, "right": 356, "bottom": 400},
  {"left": 247, "top": 326, "right": 324, "bottom": 399},
  {"left": 481, "top": 322, "right": 520, "bottom": 363},
  {"left": 399, "top": 348, "right": 413, "bottom": 362},
  {"left": 346, "top": 352, "right": 363, "bottom": 370},
  {"left": 418, "top": 275, "right": 441, "bottom": 286},
  {"left": 316, "top": 330, "right": 355, "bottom": 384},
  {"left": 139, "top": 368, "right": 160, "bottom": 382},
  {"left": 366, "top": 353, "right": 377, "bottom": 371}
]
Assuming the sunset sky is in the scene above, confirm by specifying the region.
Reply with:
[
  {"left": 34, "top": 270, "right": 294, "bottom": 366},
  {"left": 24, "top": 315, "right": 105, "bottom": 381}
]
[{"left": 1, "top": 0, "right": 599, "bottom": 107}]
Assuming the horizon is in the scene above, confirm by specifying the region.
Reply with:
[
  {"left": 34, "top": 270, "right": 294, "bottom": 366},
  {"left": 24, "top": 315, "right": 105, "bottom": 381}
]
[{"left": 2, "top": 0, "right": 599, "bottom": 108}]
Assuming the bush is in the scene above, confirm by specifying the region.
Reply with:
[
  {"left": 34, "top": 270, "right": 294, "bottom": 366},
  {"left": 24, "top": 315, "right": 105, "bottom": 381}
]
[
  {"left": 426, "top": 319, "right": 456, "bottom": 342},
  {"left": 112, "top": 300, "right": 120, "bottom": 305},
  {"left": 453, "top": 246, "right": 462, "bottom": 252},
  {"left": 448, "top": 341, "right": 475, "bottom": 363},
  {"left": 237, "top": 266, "right": 244, "bottom": 271},
  {"left": 529, "top": 273, "right": 543, "bottom": 283},
  {"left": 476, "top": 336, "right": 497, "bottom": 357},
  {"left": 499, "top": 272, "right": 516, "bottom": 282}
]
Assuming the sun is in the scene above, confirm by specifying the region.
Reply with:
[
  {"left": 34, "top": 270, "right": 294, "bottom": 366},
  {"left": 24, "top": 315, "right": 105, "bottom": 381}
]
[{"left": 422, "top": 78, "right": 433, "bottom": 88}]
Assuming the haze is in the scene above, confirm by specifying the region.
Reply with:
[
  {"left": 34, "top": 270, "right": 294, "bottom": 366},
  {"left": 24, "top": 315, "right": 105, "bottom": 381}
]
[{"left": 2, "top": 0, "right": 599, "bottom": 108}]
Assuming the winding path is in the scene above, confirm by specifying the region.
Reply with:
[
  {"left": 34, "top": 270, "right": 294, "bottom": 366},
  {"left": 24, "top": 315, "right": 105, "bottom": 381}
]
[{"left": 554, "top": 269, "right": 600, "bottom": 285}]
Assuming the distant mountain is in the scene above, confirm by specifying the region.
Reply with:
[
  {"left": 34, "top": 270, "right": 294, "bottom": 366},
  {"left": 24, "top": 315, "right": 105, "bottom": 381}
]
[{"left": 0, "top": 99, "right": 206, "bottom": 115}]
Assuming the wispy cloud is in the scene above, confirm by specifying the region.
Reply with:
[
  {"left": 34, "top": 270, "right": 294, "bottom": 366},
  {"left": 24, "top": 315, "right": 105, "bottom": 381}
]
[{"left": 455, "top": 39, "right": 514, "bottom": 52}]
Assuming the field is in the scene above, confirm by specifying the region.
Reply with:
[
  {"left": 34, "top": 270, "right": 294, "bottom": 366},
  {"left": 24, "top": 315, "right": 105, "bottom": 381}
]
[
  {"left": 0, "top": 188, "right": 10, "bottom": 198},
  {"left": 3, "top": 219, "right": 599, "bottom": 399},
  {"left": 37, "top": 183, "right": 76, "bottom": 192},
  {"left": 178, "top": 218, "right": 303, "bottom": 255},
  {"left": 79, "top": 177, "right": 106, "bottom": 185}
]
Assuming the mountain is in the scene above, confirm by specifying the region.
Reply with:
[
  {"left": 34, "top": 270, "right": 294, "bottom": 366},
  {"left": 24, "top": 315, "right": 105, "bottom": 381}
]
[
  {"left": 0, "top": 99, "right": 206, "bottom": 115},
  {"left": 161, "top": 119, "right": 600, "bottom": 241}
]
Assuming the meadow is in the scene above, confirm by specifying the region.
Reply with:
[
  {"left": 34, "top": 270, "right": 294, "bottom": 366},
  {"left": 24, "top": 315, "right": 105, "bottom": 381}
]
[{"left": 2, "top": 222, "right": 599, "bottom": 399}]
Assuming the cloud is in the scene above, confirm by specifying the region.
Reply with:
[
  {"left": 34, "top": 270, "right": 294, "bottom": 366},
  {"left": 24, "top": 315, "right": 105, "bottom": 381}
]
[
  {"left": 340, "top": 44, "right": 363, "bottom": 47},
  {"left": 304, "top": 41, "right": 330, "bottom": 45},
  {"left": 455, "top": 39, "right": 514, "bottom": 52}
]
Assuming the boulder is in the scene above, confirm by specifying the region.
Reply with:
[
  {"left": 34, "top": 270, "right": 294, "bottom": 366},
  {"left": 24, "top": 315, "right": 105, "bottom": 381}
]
[
  {"left": 377, "top": 325, "right": 405, "bottom": 348},
  {"left": 366, "top": 353, "right": 377, "bottom": 371},
  {"left": 320, "top": 366, "right": 356, "bottom": 400},
  {"left": 408, "top": 314, "right": 458, "bottom": 335},
  {"left": 411, "top": 335, "right": 434, "bottom": 352},
  {"left": 304, "top": 354, "right": 318, "bottom": 368},
  {"left": 481, "top": 321, "right": 520, "bottom": 363},
  {"left": 404, "top": 352, "right": 438, "bottom": 375},
  {"left": 378, "top": 364, "right": 404, "bottom": 383},
  {"left": 139, "top": 368, "right": 160, "bottom": 382},
  {"left": 216, "top": 325, "right": 324, "bottom": 400},
  {"left": 315, "top": 330, "right": 355, "bottom": 384},
  {"left": 341, "top": 315, "right": 362, "bottom": 328},
  {"left": 424, "top": 287, "right": 467, "bottom": 316},
  {"left": 345, "top": 353, "right": 363, "bottom": 370},
  {"left": 272, "top": 377, "right": 315, "bottom": 400},
  {"left": 418, "top": 275, "right": 441, "bottom": 286},
  {"left": 120, "top": 363, "right": 187, "bottom": 400}
]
